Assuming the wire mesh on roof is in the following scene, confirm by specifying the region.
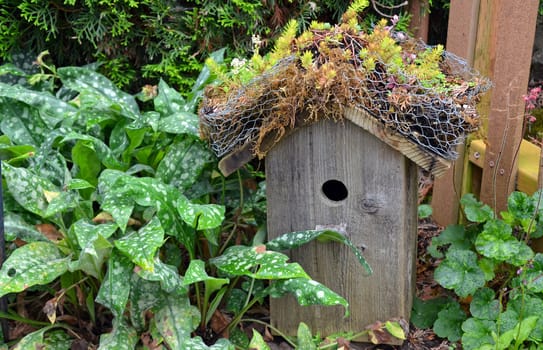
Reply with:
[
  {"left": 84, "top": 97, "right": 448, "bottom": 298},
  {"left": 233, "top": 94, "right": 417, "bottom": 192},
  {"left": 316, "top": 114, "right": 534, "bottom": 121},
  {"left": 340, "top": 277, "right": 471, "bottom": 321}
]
[{"left": 199, "top": 23, "right": 491, "bottom": 171}]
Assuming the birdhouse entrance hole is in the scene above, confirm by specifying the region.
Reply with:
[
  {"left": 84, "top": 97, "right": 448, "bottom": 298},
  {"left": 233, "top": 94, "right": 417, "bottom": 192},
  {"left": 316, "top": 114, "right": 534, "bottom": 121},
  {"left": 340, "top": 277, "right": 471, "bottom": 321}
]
[{"left": 321, "top": 179, "right": 348, "bottom": 201}]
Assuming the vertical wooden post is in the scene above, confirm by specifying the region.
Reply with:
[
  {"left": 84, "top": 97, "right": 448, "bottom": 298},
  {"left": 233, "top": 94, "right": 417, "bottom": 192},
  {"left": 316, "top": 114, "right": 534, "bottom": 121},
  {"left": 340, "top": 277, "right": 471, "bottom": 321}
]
[
  {"left": 266, "top": 119, "right": 418, "bottom": 344},
  {"left": 431, "top": 0, "right": 480, "bottom": 225},
  {"left": 475, "top": 0, "right": 538, "bottom": 212},
  {"left": 408, "top": 0, "right": 429, "bottom": 42}
]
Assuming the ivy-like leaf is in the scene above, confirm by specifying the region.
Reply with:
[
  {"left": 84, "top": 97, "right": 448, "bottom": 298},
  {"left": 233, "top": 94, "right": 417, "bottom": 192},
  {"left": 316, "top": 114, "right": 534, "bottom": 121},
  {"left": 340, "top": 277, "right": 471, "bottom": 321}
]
[
  {"left": 433, "top": 301, "right": 467, "bottom": 342},
  {"left": 434, "top": 249, "right": 486, "bottom": 298},
  {"left": 114, "top": 217, "right": 164, "bottom": 271},
  {"left": 95, "top": 251, "right": 133, "bottom": 318},
  {"left": 0, "top": 242, "right": 69, "bottom": 297},
  {"left": 460, "top": 317, "right": 496, "bottom": 350},
  {"left": 177, "top": 196, "right": 225, "bottom": 230},
  {"left": 475, "top": 219, "right": 534, "bottom": 265},
  {"left": 410, "top": 296, "right": 450, "bottom": 329},
  {"left": 428, "top": 225, "right": 471, "bottom": 258},
  {"left": 267, "top": 278, "right": 350, "bottom": 317},
  {"left": 470, "top": 287, "right": 500, "bottom": 321},
  {"left": 461, "top": 194, "right": 494, "bottom": 223}
]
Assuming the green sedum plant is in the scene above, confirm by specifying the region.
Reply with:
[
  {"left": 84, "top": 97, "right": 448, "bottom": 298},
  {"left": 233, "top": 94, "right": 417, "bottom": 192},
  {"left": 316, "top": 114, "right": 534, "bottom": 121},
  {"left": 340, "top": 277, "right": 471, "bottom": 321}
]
[
  {"left": 0, "top": 57, "right": 376, "bottom": 348},
  {"left": 414, "top": 191, "right": 543, "bottom": 349}
]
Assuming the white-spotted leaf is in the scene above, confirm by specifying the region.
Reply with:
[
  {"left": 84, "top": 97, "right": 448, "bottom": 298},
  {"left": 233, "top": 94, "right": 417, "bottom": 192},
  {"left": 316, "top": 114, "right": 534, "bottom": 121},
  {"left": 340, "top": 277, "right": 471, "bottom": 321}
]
[
  {"left": 177, "top": 196, "right": 225, "bottom": 230},
  {"left": 136, "top": 258, "right": 186, "bottom": 294},
  {"left": 114, "top": 217, "right": 164, "bottom": 271},
  {"left": 4, "top": 212, "right": 46, "bottom": 242},
  {"left": 266, "top": 278, "right": 350, "bottom": 317},
  {"left": 154, "top": 79, "right": 187, "bottom": 116},
  {"left": 3, "top": 162, "right": 57, "bottom": 217},
  {"left": 156, "top": 138, "right": 213, "bottom": 190},
  {"left": 296, "top": 323, "right": 316, "bottom": 350},
  {"left": 11, "top": 327, "right": 71, "bottom": 350},
  {"left": 128, "top": 274, "right": 162, "bottom": 330},
  {"left": 0, "top": 242, "right": 69, "bottom": 297},
  {"left": 96, "top": 251, "right": 133, "bottom": 318},
  {"left": 249, "top": 329, "right": 272, "bottom": 350},
  {"left": 58, "top": 67, "right": 140, "bottom": 120},
  {"left": 183, "top": 259, "right": 229, "bottom": 288},
  {"left": 211, "top": 245, "right": 309, "bottom": 279},
  {"left": 154, "top": 292, "right": 200, "bottom": 349},
  {"left": 97, "top": 318, "right": 138, "bottom": 350},
  {"left": 157, "top": 112, "right": 199, "bottom": 136},
  {"left": 266, "top": 229, "right": 372, "bottom": 275}
]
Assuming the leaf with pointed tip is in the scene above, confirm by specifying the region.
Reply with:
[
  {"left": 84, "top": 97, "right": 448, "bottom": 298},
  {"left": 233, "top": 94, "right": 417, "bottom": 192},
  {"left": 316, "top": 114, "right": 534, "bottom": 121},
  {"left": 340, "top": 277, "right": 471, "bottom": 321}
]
[
  {"left": 95, "top": 251, "right": 133, "bottom": 318},
  {"left": 177, "top": 196, "right": 225, "bottom": 230},
  {"left": 11, "top": 327, "right": 71, "bottom": 350},
  {"left": 115, "top": 217, "right": 164, "bottom": 271},
  {"left": 249, "top": 329, "right": 272, "bottom": 350},
  {"left": 154, "top": 79, "right": 187, "bottom": 116},
  {"left": 0, "top": 242, "right": 69, "bottom": 297},
  {"left": 157, "top": 112, "right": 199, "bottom": 136},
  {"left": 266, "top": 229, "right": 372, "bottom": 275},
  {"left": 211, "top": 245, "right": 309, "bottom": 279},
  {"left": 61, "top": 132, "right": 125, "bottom": 170},
  {"left": 296, "top": 323, "right": 316, "bottom": 350},
  {"left": 266, "top": 278, "right": 350, "bottom": 317}
]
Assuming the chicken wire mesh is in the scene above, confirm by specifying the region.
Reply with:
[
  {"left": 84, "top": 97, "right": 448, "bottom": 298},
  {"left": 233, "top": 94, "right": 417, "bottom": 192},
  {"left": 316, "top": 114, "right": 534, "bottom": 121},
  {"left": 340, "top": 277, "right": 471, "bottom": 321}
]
[{"left": 199, "top": 29, "right": 491, "bottom": 165}]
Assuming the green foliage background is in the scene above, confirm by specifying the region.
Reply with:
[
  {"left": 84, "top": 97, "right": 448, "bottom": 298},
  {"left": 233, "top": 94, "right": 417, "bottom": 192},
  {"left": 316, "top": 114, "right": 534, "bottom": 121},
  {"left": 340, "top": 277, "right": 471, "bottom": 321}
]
[{"left": 0, "top": 0, "right": 420, "bottom": 93}]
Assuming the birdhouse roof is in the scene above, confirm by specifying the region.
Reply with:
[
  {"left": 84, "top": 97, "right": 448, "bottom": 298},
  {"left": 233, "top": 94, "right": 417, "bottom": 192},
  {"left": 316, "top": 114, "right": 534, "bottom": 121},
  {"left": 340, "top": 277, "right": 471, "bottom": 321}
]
[{"left": 198, "top": 14, "right": 491, "bottom": 177}]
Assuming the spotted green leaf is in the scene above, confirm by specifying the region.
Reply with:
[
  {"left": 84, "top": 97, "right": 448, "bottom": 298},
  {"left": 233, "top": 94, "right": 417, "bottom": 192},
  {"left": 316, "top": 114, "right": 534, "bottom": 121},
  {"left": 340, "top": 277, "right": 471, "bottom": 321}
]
[
  {"left": 44, "top": 191, "right": 79, "bottom": 218},
  {"left": 73, "top": 220, "right": 118, "bottom": 249},
  {"left": 183, "top": 259, "right": 229, "bottom": 288},
  {"left": 129, "top": 274, "right": 162, "bottom": 330},
  {"left": 156, "top": 138, "right": 213, "bottom": 190},
  {"left": 296, "top": 323, "right": 316, "bottom": 350},
  {"left": 266, "top": 278, "right": 350, "bottom": 317},
  {"left": 11, "top": 327, "right": 71, "bottom": 350},
  {"left": 475, "top": 219, "right": 534, "bottom": 265},
  {"left": 154, "top": 292, "right": 200, "bottom": 349},
  {"left": 4, "top": 212, "right": 46, "bottom": 243},
  {"left": 266, "top": 229, "right": 372, "bottom": 275},
  {"left": 58, "top": 67, "right": 139, "bottom": 120},
  {"left": 177, "top": 196, "right": 225, "bottom": 230},
  {"left": 0, "top": 102, "right": 44, "bottom": 146},
  {"left": 183, "top": 337, "right": 234, "bottom": 350},
  {"left": 249, "top": 329, "right": 272, "bottom": 350},
  {"left": 154, "top": 79, "right": 187, "bottom": 116},
  {"left": 158, "top": 112, "right": 199, "bottom": 136},
  {"left": 211, "top": 245, "right": 309, "bottom": 280},
  {"left": 0, "top": 242, "right": 69, "bottom": 297},
  {"left": 0, "top": 82, "right": 77, "bottom": 128},
  {"left": 136, "top": 258, "right": 186, "bottom": 294},
  {"left": 96, "top": 251, "right": 133, "bottom": 318},
  {"left": 3, "top": 162, "right": 57, "bottom": 217},
  {"left": 70, "top": 233, "right": 113, "bottom": 279},
  {"left": 97, "top": 318, "right": 138, "bottom": 350},
  {"left": 434, "top": 249, "right": 486, "bottom": 298},
  {"left": 115, "top": 217, "right": 164, "bottom": 271}
]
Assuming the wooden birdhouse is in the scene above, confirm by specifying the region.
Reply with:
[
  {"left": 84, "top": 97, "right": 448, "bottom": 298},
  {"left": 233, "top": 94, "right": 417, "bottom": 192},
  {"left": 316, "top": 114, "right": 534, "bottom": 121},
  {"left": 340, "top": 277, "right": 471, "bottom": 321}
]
[
  {"left": 265, "top": 115, "right": 418, "bottom": 343},
  {"left": 198, "top": 6, "right": 490, "bottom": 343}
]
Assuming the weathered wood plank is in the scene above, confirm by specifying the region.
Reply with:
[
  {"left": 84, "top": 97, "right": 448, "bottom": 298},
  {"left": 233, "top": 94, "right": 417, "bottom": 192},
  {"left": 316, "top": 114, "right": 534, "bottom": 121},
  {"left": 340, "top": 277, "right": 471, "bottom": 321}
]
[
  {"left": 431, "top": 0, "right": 481, "bottom": 226},
  {"left": 475, "top": 0, "right": 538, "bottom": 212},
  {"left": 266, "top": 119, "right": 418, "bottom": 343}
]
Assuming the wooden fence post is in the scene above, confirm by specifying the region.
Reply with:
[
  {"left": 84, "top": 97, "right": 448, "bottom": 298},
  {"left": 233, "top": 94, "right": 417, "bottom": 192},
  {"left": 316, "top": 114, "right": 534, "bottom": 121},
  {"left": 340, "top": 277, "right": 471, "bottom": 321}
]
[
  {"left": 431, "top": 0, "right": 480, "bottom": 225},
  {"left": 475, "top": 0, "right": 538, "bottom": 212}
]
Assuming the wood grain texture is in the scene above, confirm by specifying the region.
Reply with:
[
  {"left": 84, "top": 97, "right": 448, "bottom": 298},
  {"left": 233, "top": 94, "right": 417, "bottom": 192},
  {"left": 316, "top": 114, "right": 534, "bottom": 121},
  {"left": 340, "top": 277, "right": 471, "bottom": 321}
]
[{"left": 266, "top": 119, "right": 418, "bottom": 343}]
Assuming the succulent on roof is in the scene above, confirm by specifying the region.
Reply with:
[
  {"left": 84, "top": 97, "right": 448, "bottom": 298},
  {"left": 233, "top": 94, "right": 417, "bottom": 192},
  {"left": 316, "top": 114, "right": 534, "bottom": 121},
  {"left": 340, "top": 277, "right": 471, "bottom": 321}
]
[{"left": 198, "top": 0, "right": 491, "bottom": 175}]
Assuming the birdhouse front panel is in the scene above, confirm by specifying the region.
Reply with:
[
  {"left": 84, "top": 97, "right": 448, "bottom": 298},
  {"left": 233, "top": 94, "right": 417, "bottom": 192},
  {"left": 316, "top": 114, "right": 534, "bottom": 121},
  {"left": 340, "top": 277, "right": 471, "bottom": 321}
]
[{"left": 266, "top": 118, "right": 418, "bottom": 342}]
